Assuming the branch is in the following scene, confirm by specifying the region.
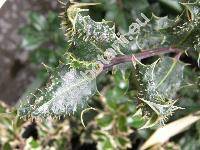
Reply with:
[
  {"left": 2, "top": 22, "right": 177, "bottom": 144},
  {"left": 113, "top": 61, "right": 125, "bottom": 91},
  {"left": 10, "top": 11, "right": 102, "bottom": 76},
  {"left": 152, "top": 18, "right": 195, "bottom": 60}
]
[{"left": 103, "top": 47, "right": 181, "bottom": 70}]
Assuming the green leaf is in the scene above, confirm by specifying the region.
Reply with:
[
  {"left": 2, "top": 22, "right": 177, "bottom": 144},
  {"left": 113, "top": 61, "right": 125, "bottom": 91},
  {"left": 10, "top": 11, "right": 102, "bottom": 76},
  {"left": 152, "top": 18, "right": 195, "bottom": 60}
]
[
  {"left": 129, "top": 113, "right": 146, "bottom": 129},
  {"left": 113, "top": 68, "right": 130, "bottom": 91},
  {"left": 18, "top": 66, "right": 97, "bottom": 118},
  {"left": 25, "top": 138, "right": 40, "bottom": 150},
  {"left": 154, "top": 57, "right": 186, "bottom": 98},
  {"left": 133, "top": 0, "right": 199, "bottom": 56},
  {"left": 117, "top": 115, "right": 128, "bottom": 132},
  {"left": 20, "top": 11, "right": 65, "bottom": 51},
  {"left": 69, "top": 12, "right": 119, "bottom": 60},
  {"left": 159, "top": 0, "right": 183, "bottom": 13},
  {"left": 132, "top": 15, "right": 173, "bottom": 50},
  {"left": 163, "top": 1, "right": 200, "bottom": 52},
  {"left": 105, "top": 88, "right": 129, "bottom": 111},
  {"left": 96, "top": 113, "right": 113, "bottom": 128},
  {"left": 133, "top": 57, "right": 185, "bottom": 127},
  {"left": 115, "top": 136, "right": 131, "bottom": 149},
  {"left": 92, "top": 131, "right": 116, "bottom": 150},
  {"left": 61, "top": 3, "right": 136, "bottom": 62},
  {"left": 21, "top": 30, "right": 47, "bottom": 51},
  {"left": 28, "top": 12, "right": 46, "bottom": 31},
  {"left": 3, "top": 142, "right": 12, "bottom": 150}
]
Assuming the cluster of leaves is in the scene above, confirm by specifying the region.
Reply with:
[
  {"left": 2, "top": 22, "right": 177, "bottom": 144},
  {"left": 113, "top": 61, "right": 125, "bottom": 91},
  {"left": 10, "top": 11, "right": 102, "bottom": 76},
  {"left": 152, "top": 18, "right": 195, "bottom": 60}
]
[
  {"left": 19, "top": 11, "right": 67, "bottom": 71},
  {"left": 19, "top": 0, "right": 198, "bottom": 122},
  {"left": 0, "top": 102, "right": 72, "bottom": 150},
  {"left": 12, "top": 0, "right": 200, "bottom": 149}
]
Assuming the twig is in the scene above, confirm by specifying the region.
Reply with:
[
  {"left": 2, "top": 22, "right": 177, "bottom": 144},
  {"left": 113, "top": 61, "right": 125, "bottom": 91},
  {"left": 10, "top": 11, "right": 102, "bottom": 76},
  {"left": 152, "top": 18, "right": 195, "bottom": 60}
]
[{"left": 103, "top": 47, "right": 181, "bottom": 70}]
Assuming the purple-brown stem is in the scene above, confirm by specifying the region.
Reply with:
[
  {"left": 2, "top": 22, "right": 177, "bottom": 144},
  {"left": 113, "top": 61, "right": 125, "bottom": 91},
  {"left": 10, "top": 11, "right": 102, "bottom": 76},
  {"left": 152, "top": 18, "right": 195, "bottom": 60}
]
[{"left": 103, "top": 47, "right": 181, "bottom": 70}]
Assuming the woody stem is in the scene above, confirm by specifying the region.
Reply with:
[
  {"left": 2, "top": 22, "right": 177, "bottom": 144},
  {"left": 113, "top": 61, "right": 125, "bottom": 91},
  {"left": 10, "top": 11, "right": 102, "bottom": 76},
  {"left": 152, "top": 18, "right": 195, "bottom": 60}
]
[{"left": 103, "top": 47, "right": 181, "bottom": 70}]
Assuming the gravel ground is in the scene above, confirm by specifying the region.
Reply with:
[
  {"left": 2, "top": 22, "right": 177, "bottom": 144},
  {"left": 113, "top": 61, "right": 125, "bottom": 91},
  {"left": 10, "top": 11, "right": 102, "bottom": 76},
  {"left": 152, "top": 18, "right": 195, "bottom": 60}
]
[{"left": 0, "top": 0, "right": 58, "bottom": 105}]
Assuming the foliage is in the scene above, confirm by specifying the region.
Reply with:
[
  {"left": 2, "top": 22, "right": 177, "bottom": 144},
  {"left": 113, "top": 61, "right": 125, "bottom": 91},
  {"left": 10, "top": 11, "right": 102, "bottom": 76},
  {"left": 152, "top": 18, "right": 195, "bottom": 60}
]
[
  {"left": 0, "top": 102, "right": 72, "bottom": 149},
  {"left": 18, "top": 0, "right": 199, "bottom": 124},
  {"left": 0, "top": 0, "right": 199, "bottom": 149},
  {"left": 19, "top": 11, "right": 67, "bottom": 70}
]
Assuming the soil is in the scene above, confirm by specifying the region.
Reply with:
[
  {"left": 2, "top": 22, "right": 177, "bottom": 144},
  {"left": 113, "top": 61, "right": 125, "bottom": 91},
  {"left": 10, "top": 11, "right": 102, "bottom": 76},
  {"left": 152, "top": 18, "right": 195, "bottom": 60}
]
[{"left": 0, "top": 0, "right": 58, "bottom": 105}]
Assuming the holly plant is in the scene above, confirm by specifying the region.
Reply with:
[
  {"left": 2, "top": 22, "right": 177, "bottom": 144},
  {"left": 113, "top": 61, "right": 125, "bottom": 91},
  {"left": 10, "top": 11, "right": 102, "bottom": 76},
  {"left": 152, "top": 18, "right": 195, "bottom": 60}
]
[{"left": 18, "top": 0, "right": 199, "bottom": 134}]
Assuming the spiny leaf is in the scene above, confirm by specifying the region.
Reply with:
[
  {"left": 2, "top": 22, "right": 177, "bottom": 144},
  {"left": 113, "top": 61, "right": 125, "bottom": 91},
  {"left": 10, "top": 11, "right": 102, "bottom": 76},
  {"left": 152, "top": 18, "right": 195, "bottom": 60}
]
[
  {"left": 133, "top": 57, "right": 185, "bottom": 127},
  {"left": 60, "top": 1, "right": 99, "bottom": 38},
  {"left": 18, "top": 66, "right": 97, "bottom": 119},
  {"left": 154, "top": 57, "right": 186, "bottom": 98},
  {"left": 134, "top": 15, "right": 175, "bottom": 50},
  {"left": 134, "top": 0, "right": 200, "bottom": 54},
  {"left": 163, "top": 0, "right": 200, "bottom": 52},
  {"left": 61, "top": 2, "right": 136, "bottom": 62}
]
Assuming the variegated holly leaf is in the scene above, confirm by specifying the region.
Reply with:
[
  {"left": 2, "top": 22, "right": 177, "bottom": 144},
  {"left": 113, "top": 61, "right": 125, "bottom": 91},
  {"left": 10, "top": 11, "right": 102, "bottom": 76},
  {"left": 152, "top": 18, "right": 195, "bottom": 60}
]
[
  {"left": 61, "top": 2, "right": 137, "bottom": 62},
  {"left": 134, "top": 0, "right": 200, "bottom": 55},
  {"left": 61, "top": 1, "right": 199, "bottom": 63},
  {"left": 133, "top": 57, "right": 185, "bottom": 128},
  {"left": 163, "top": 1, "right": 200, "bottom": 52},
  {"left": 134, "top": 15, "right": 175, "bottom": 50},
  {"left": 18, "top": 65, "right": 97, "bottom": 119}
]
